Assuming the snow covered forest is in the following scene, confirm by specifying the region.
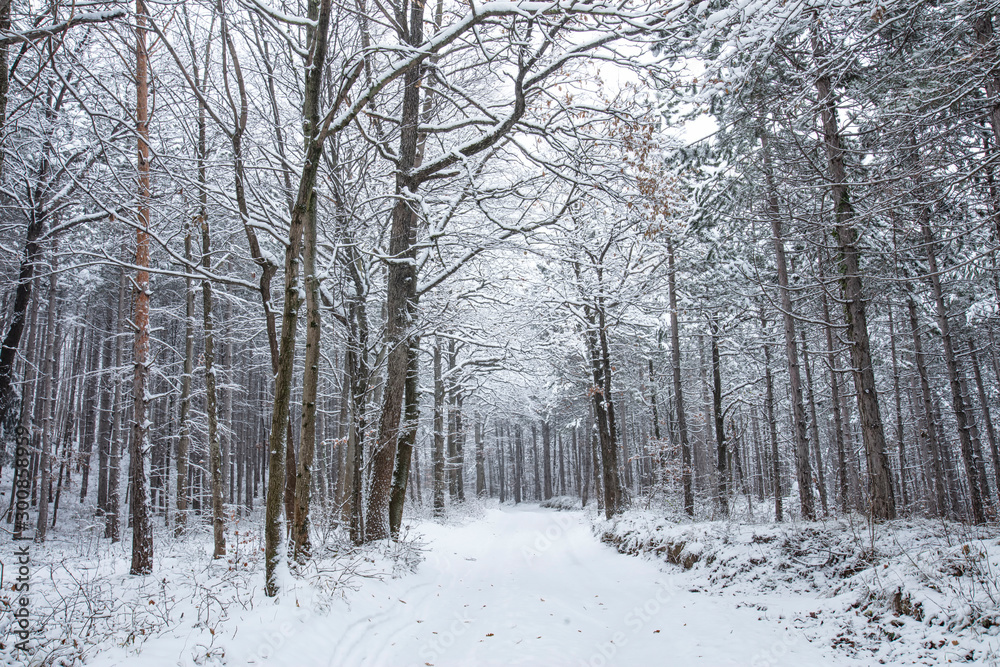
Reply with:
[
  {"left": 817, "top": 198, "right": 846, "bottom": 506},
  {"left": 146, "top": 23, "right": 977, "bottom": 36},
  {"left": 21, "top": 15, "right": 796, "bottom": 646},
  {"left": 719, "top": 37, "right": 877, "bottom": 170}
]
[{"left": 2, "top": 0, "right": 1000, "bottom": 664}]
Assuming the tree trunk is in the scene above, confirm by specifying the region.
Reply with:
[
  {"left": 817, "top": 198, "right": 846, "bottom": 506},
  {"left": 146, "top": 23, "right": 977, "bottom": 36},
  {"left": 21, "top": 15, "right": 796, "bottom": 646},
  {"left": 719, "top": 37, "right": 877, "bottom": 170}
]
[
  {"left": 580, "top": 423, "right": 591, "bottom": 507},
  {"left": 800, "top": 332, "right": 828, "bottom": 516},
  {"left": 513, "top": 426, "right": 523, "bottom": 504},
  {"left": 761, "top": 310, "right": 782, "bottom": 522},
  {"left": 969, "top": 341, "right": 1000, "bottom": 495},
  {"left": 389, "top": 338, "right": 420, "bottom": 536},
  {"left": 364, "top": 0, "right": 425, "bottom": 541},
  {"left": 709, "top": 317, "right": 727, "bottom": 518},
  {"left": 934, "top": 396, "right": 965, "bottom": 517},
  {"left": 197, "top": 88, "right": 225, "bottom": 559},
  {"left": 497, "top": 422, "right": 505, "bottom": 503},
  {"left": 263, "top": 0, "right": 333, "bottom": 596},
  {"left": 959, "top": 370, "right": 993, "bottom": 510},
  {"left": 216, "top": 0, "right": 293, "bottom": 536},
  {"left": 556, "top": 429, "right": 564, "bottom": 497},
  {"left": 0, "top": 205, "right": 43, "bottom": 432},
  {"left": 432, "top": 338, "right": 446, "bottom": 516},
  {"left": 96, "top": 327, "right": 112, "bottom": 516},
  {"left": 78, "top": 325, "right": 100, "bottom": 504},
  {"left": 919, "top": 218, "right": 986, "bottom": 523},
  {"left": 667, "top": 239, "right": 693, "bottom": 516},
  {"left": 446, "top": 339, "right": 460, "bottom": 499},
  {"left": 171, "top": 229, "right": 194, "bottom": 538},
  {"left": 223, "top": 300, "right": 234, "bottom": 504},
  {"left": 908, "top": 295, "right": 949, "bottom": 517},
  {"left": 818, "top": 257, "right": 849, "bottom": 514},
  {"left": 106, "top": 270, "right": 126, "bottom": 542},
  {"left": 542, "top": 420, "right": 552, "bottom": 500},
  {"left": 130, "top": 0, "right": 154, "bottom": 574},
  {"left": 342, "top": 235, "right": 369, "bottom": 544},
  {"left": 52, "top": 329, "right": 82, "bottom": 529},
  {"left": 531, "top": 424, "right": 541, "bottom": 500},
  {"left": 454, "top": 392, "right": 466, "bottom": 502},
  {"left": 761, "top": 134, "right": 815, "bottom": 520},
  {"left": 699, "top": 335, "right": 713, "bottom": 491},
  {"left": 34, "top": 258, "right": 58, "bottom": 542},
  {"left": 813, "top": 40, "right": 895, "bottom": 520},
  {"left": 292, "top": 150, "right": 322, "bottom": 561},
  {"left": 475, "top": 417, "right": 486, "bottom": 496},
  {"left": 11, "top": 277, "right": 40, "bottom": 539},
  {"left": 974, "top": 12, "right": 1000, "bottom": 149},
  {"left": 888, "top": 306, "right": 910, "bottom": 510},
  {"left": 586, "top": 307, "right": 623, "bottom": 517}
]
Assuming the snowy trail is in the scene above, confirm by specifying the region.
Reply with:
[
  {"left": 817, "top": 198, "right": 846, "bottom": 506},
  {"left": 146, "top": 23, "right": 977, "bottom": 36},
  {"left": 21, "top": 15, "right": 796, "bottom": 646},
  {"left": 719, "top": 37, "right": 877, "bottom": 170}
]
[
  {"left": 268, "top": 506, "right": 851, "bottom": 667},
  {"left": 89, "top": 507, "right": 856, "bottom": 667}
]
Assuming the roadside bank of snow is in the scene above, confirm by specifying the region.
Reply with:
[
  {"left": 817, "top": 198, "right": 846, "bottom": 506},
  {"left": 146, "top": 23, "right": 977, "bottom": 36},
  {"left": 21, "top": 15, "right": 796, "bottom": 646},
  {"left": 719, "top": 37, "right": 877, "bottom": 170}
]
[{"left": 598, "top": 511, "right": 1000, "bottom": 665}]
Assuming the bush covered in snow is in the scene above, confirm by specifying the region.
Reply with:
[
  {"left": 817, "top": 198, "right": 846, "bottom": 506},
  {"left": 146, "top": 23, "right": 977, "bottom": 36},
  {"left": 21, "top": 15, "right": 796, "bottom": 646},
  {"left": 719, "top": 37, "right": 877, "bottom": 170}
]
[
  {"left": 0, "top": 507, "right": 424, "bottom": 667},
  {"left": 539, "top": 496, "right": 581, "bottom": 511}
]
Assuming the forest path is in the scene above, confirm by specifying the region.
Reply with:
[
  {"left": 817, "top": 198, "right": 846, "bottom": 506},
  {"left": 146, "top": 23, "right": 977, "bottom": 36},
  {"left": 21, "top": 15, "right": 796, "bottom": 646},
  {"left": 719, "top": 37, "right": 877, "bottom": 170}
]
[{"left": 316, "top": 506, "right": 853, "bottom": 667}]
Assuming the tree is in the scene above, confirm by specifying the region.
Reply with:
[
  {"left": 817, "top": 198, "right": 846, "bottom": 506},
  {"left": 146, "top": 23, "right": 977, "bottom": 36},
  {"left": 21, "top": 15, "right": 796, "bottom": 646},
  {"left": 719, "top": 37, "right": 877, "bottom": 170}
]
[
  {"left": 760, "top": 132, "right": 815, "bottom": 520},
  {"left": 263, "top": 0, "right": 334, "bottom": 597},
  {"left": 130, "top": 0, "right": 154, "bottom": 575}
]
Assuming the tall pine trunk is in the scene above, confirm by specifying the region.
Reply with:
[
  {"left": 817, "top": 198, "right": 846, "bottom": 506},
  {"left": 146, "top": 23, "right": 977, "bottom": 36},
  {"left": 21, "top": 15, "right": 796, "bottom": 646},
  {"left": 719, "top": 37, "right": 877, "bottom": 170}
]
[
  {"left": 34, "top": 255, "right": 58, "bottom": 542},
  {"left": 667, "top": 239, "right": 693, "bottom": 516},
  {"left": 12, "top": 278, "right": 40, "bottom": 539},
  {"left": 760, "top": 309, "right": 782, "bottom": 522},
  {"left": 175, "top": 230, "right": 194, "bottom": 536},
  {"left": 888, "top": 306, "right": 910, "bottom": 510},
  {"left": 709, "top": 317, "right": 727, "bottom": 517},
  {"left": 800, "top": 332, "right": 828, "bottom": 516},
  {"left": 818, "top": 256, "right": 849, "bottom": 514},
  {"left": 761, "top": 134, "right": 815, "bottom": 519},
  {"left": 130, "top": 0, "right": 154, "bottom": 573},
  {"left": 918, "top": 216, "right": 987, "bottom": 523},
  {"left": 907, "top": 295, "right": 949, "bottom": 517},
  {"left": 969, "top": 341, "right": 1000, "bottom": 494},
  {"left": 813, "top": 35, "right": 895, "bottom": 520},
  {"left": 195, "top": 81, "right": 225, "bottom": 559}
]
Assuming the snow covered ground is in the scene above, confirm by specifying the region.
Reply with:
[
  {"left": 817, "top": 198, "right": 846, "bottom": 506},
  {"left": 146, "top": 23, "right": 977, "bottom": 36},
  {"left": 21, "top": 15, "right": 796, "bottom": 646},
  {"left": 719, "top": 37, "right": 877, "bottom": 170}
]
[
  {"left": 600, "top": 510, "right": 1000, "bottom": 665},
  {"left": 4, "top": 504, "right": 997, "bottom": 666}
]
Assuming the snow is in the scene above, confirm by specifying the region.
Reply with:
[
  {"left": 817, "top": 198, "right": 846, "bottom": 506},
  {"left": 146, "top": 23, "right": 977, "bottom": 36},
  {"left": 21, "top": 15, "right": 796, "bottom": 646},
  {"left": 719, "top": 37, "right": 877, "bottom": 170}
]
[
  {"left": 6, "top": 505, "right": 997, "bottom": 666},
  {"left": 539, "top": 495, "right": 582, "bottom": 511},
  {"left": 236, "top": 506, "right": 851, "bottom": 667},
  {"left": 599, "top": 511, "right": 1000, "bottom": 665},
  {"left": 4, "top": 506, "right": 854, "bottom": 667}
]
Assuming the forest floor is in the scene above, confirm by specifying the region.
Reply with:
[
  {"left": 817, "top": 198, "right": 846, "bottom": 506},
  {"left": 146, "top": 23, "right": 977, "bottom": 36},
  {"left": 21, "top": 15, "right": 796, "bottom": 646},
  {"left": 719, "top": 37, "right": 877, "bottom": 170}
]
[
  {"left": 599, "top": 506, "right": 1000, "bottom": 666},
  {"left": 2, "top": 503, "right": 998, "bottom": 666}
]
